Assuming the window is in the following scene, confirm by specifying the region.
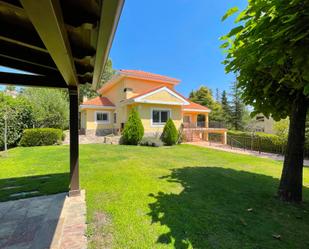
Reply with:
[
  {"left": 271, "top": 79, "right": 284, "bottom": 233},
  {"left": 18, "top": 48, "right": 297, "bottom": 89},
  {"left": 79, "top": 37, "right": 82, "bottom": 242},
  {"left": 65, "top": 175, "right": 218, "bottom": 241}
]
[
  {"left": 113, "top": 113, "right": 117, "bottom": 124},
  {"left": 256, "top": 116, "right": 264, "bottom": 122},
  {"left": 95, "top": 112, "right": 109, "bottom": 123},
  {"left": 152, "top": 109, "right": 170, "bottom": 125}
]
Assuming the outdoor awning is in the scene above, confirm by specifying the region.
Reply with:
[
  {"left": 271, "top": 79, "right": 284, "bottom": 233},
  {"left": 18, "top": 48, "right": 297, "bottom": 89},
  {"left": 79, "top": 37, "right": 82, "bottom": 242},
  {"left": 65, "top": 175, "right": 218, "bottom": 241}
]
[
  {"left": 0, "top": 0, "right": 124, "bottom": 89},
  {"left": 0, "top": 0, "right": 125, "bottom": 196}
]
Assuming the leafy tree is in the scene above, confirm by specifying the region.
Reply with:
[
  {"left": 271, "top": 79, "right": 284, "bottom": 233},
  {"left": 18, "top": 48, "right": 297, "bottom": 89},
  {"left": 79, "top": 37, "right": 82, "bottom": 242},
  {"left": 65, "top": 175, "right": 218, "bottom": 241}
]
[
  {"left": 121, "top": 108, "right": 144, "bottom": 145},
  {"left": 161, "top": 118, "right": 178, "bottom": 145},
  {"left": 274, "top": 118, "right": 290, "bottom": 138},
  {"left": 221, "top": 0, "right": 309, "bottom": 201},
  {"left": 21, "top": 88, "right": 69, "bottom": 130},
  {"left": 190, "top": 86, "right": 224, "bottom": 122},
  {"left": 0, "top": 93, "right": 34, "bottom": 149},
  {"left": 79, "top": 58, "right": 115, "bottom": 101}
]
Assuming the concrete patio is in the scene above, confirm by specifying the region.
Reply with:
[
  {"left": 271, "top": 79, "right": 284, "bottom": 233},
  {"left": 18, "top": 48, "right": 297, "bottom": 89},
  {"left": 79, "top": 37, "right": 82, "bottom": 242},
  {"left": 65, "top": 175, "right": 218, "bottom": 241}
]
[{"left": 0, "top": 191, "right": 87, "bottom": 249}]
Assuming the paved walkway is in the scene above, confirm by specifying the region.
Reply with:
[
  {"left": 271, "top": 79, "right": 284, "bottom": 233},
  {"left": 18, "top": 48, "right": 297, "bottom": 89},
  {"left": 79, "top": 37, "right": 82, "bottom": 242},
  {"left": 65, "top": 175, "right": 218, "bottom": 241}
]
[
  {"left": 0, "top": 191, "right": 87, "bottom": 249},
  {"left": 187, "top": 141, "right": 309, "bottom": 166}
]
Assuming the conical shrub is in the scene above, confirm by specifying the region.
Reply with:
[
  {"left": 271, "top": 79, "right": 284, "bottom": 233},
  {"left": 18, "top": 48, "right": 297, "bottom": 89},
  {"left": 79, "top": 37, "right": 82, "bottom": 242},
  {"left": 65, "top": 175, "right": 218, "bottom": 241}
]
[
  {"left": 121, "top": 108, "right": 144, "bottom": 145},
  {"left": 161, "top": 118, "right": 178, "bottom": 145}
]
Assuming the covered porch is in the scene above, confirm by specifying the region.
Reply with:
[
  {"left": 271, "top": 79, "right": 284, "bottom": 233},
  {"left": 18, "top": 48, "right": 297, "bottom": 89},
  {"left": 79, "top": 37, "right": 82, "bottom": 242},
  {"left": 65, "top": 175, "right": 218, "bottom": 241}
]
[
  {"left": 182, "top": 110, "right": 227, "bottom": 144},
  {"left": 0, "top": 0, "right": 124, "bottom": 248}
]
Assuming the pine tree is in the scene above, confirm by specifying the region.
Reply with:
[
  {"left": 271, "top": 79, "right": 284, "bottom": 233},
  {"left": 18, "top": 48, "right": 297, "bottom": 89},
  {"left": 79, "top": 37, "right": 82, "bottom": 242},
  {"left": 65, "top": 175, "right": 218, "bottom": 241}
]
[
  {"left": 215, "top": 88, "right": 220, "bottom": 102},
  {"left": 230, "top": 82, "right": 245, "bottom": 130},
  {"left": 221, "top": 90, "right": 232, "bottom": 127}
]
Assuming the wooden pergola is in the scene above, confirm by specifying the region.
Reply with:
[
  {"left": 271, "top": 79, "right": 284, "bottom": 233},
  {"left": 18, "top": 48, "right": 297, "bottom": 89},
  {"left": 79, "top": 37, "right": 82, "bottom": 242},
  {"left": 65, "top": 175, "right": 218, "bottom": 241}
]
[{"left": 0, "top": 0, "right": 124, "bottom": 196}]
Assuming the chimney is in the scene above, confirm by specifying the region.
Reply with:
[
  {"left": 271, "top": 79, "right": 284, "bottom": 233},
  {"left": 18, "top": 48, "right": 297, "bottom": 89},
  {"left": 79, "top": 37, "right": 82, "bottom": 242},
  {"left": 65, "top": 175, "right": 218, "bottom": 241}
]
[{"left": 83, "top": 96, "right": 88, "bottom": 103}]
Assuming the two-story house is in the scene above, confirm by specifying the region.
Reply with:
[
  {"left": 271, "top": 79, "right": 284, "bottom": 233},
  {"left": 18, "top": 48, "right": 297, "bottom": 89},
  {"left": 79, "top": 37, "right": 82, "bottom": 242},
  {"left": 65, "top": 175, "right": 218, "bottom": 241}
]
[{"left": 80, "top": 70, "right": 227, "bottom": 143}]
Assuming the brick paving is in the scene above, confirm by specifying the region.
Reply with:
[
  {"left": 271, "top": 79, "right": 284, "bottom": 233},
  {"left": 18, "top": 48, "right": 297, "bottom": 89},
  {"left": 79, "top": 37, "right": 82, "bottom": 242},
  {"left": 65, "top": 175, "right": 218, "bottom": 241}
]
[{"left": 0, "top": 191, "right": 87, "bottom": 249}]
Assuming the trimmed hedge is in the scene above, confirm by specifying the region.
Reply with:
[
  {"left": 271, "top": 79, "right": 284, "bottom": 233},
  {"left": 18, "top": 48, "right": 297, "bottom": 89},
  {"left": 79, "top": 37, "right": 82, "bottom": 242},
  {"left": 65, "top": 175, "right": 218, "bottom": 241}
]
[
  {"left": 19, "top": 128, "right": 63, "bottom": 147},
  {"left": 227, "top": 130, "right": 286, "bottom": 154}
]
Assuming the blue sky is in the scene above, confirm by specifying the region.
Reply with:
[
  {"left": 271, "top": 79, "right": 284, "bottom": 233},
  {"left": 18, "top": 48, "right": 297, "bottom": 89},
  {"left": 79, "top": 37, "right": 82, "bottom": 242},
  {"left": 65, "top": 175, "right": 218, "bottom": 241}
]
[
  {"left": 1, "top": 0, "right": 247, "bottom": 95},
  {"left": 110, "top": 0, "right": 247, "bottom": 97}
]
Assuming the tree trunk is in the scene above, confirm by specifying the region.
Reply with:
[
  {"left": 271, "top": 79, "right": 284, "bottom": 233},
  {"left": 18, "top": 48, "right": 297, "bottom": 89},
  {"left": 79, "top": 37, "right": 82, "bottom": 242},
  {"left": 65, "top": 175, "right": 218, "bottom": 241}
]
[{"left": 278, "top": 94, "right": 308, "bottom": 202}]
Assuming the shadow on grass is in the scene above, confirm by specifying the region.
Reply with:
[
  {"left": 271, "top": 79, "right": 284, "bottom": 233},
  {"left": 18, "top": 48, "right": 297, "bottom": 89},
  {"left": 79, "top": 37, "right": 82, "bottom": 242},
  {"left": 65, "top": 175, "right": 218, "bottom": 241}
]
[
  {"left": 148, "top": 167, "right": 309, "bottom": 249},
  {"left": 0, "top": 173, "right": 69, "bottom": 202}
]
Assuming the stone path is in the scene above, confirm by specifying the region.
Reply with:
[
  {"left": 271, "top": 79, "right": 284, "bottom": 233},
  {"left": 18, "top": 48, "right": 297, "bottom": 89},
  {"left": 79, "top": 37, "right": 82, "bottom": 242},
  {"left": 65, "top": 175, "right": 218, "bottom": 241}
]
[
  {"left": 0, "top": 191, "right": 87, "bottom": 249},
  {"left": 187, "top": 141, "right": 309, "bottom": 166}
]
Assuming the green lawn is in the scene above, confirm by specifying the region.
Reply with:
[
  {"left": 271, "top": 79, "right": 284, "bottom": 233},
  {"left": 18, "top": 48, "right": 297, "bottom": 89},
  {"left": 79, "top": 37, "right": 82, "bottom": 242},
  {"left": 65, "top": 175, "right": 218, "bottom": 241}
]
[{"left": 1, "top": 144, "right": 309, "bottom": 249}]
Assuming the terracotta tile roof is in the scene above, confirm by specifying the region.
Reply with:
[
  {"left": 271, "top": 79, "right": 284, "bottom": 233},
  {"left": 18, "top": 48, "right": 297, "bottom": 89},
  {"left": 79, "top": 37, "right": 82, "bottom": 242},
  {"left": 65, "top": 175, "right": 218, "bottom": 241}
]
[
  {"left": 119, "top": 69, "right": 180, "bottom": 84},
  {"left": 82, "top": 96, "right": 115, "bottom": 106},
  {"left": 184, "top": 101, "right": 210, "bottom": 111}
]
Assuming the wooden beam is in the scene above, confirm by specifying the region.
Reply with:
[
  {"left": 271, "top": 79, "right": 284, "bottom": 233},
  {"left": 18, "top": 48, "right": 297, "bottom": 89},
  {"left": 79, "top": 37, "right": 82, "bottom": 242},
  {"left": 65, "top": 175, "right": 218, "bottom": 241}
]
[
  {"left": 92, "top": 0, "right": 124, "bottom": 89},
  {"left": 0, "top": 0, "right": 45, "bottom": 49},
  {"left": 21, "top": 0, "right": 78, "bottom": 86},
  {"left": 0, "top": 55, "right": 60, "bottom": 76},
  {"left": 68, "top": 86, "right": 80, "bottom": 196},
  {"left": 0, "top": 72, "right": 67, "bottom": 88}
]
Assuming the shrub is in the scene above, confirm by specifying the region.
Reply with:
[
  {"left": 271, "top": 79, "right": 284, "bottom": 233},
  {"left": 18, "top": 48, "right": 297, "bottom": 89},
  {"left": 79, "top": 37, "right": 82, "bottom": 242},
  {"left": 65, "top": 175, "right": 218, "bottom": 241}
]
[
  {"left": 19, "top": 128, "right": 63, "bottom": 147},
  {"left": 140, "top": 137, "right": 163, "bottom": 147},
  {"left": 161, "top": 118, "right": 178, "bottom": 146},
  {"left": 0, "top": 93, "right": 34, "bottom": 150},
  {"left": 227, "top": 130, "right": 286, "bottom": 154},
  {"left": 121, "top": 108, "right": 144, "bottom": 145}
]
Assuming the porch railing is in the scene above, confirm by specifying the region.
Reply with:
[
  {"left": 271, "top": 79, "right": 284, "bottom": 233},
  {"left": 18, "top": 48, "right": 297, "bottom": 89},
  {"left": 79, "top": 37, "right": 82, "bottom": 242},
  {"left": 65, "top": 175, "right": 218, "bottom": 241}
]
[{"left": 183, "top": 121, "right": 226, "bottom": 129}]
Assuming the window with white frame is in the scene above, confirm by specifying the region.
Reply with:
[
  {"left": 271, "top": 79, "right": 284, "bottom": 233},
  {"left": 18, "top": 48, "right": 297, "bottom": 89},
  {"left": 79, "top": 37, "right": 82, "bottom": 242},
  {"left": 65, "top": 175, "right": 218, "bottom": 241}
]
[
  {"left": 113, "top": 112, "right": 117, "bottom": 124},
  {"left": 152, "top": 109, "right": 170, "bottom": 125},
  {"left": 95, "top": 111, "right": 109, "bottom": 123}
]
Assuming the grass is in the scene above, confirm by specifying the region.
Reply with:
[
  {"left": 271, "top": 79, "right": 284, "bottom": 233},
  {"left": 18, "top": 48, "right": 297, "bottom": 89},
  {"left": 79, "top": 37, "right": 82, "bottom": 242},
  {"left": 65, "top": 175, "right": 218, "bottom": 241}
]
[{"left": 1, "top": 144, "right": 309, "bottom": 249}]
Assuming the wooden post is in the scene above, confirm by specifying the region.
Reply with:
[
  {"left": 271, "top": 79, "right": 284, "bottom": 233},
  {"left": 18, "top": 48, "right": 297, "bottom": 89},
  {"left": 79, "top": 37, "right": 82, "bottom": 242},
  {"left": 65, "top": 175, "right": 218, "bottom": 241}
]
[{"left": 69, "top": 86, "right": 80, "bottom": 196}]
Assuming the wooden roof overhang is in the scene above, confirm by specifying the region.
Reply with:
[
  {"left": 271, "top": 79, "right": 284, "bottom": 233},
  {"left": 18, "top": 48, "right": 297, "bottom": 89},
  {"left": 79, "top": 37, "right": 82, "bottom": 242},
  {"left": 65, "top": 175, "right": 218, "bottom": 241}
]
[{"left": 0, "top": 0, "right": 124, "bottom": 89}]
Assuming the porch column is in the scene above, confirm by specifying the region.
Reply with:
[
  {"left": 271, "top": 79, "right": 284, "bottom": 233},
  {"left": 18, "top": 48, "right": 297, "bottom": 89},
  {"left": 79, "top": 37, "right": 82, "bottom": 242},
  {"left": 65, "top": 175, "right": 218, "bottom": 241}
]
[
  {"left": 205, "top": 131, "right": 209, "bottom": 141},
  {"left": 205, "top": 114, "right": 209, "bottom": 128},
  {"left": 69, "top": 86, "right": 80, "bottom": 196},
  {"left": 222, "top": 131, "right": 227, "bottom": 145}
]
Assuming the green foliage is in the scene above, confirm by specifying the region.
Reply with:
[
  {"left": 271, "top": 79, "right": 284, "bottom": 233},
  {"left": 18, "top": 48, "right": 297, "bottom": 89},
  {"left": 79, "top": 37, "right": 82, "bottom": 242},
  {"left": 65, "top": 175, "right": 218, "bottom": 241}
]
[
  {"left": 79, "top": 58, "right": 115, "bottom": 100},
  {"left": 221, "top": 0, "right": 309, "bottom": 120},
  {"left": 229, "top": 82, "right": 247, "bottom": 130},
  {"left": 0, "top": 93, "right": 34, "bottom": 150},
  {"left": 189, "top": 86, "right": 225, "bottom": 122},
  {"left": 221, "top": 90, "right": 232, "bottom": 128},
  {"left": 21, "top": 88, "right": 69, "bottom": 129},
  {"left": 221, "top": 6, "right": 239, "bottom": 21},
  {"left": 273, "top": 118, "right": 289, "bottom": 138},
  {"left": 19, "top": 128, "right": 63, "bottom": 147},
  {"left": 161, "top": 118, "right": 178, "bottom": 146},
  {"left": 140, "top": 137, "right": 163, "bottom": 147},
  {"left": 227, "top": 130, "right": 287, "bottom": 154},
  {"left": 121, "top": 108, "right": 144, "bottom": 145}
]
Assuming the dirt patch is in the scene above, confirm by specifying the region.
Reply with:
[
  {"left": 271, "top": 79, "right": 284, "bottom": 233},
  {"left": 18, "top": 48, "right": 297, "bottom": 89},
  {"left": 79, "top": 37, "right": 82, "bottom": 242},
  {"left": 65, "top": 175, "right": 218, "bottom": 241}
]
[{"left": 88, "top": 211, "right": 113, "bottom": 249}]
